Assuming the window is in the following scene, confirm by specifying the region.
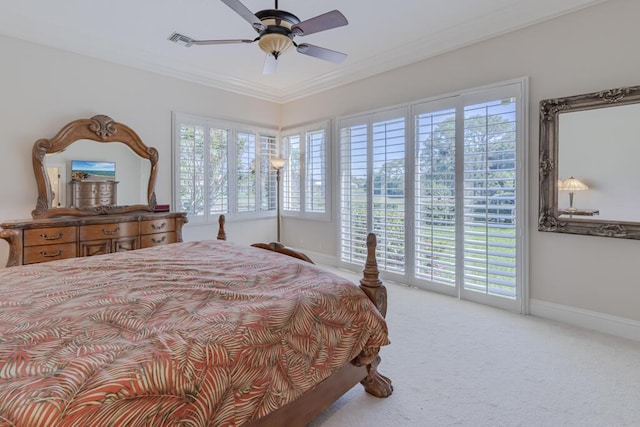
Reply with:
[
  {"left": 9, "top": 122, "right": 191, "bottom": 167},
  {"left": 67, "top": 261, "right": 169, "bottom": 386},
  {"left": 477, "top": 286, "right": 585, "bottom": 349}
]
[
  {"left": 339, "top": 110, "right": 407, "bottom": 273},
  {"left": 339, "top": 80, "right": 527, "bottom": 313},
  {"left": 173, "top": 113, "right": 278, "bottom": 223},
  {"left": 281, "top": 122, "right": 330, "bottom": 219},
  {"left": 415, "top": 107, "right": 457, "bottom": 286}
]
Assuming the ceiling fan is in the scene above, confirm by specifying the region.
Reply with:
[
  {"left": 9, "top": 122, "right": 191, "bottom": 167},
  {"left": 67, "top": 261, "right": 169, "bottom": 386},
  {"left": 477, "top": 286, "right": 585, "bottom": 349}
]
[{"left": 169, "top": 0, "right": 349, "bottom": 75}]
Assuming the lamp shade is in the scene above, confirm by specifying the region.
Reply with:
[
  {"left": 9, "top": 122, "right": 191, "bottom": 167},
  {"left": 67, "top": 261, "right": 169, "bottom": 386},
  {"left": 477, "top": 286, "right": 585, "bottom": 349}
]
[
  {"left": 559, "top": 176, "right": 588, "bottom": 191},
  {"left": 269, "top": 157, "right": 287, "bottom": 170},
  {"left": 258, "top": 33, "right": 293, "bottom": 58}
]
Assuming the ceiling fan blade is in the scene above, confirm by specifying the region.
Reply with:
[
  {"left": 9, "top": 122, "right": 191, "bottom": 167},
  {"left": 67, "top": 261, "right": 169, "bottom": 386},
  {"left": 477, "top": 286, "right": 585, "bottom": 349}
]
[
  {"left": 291, "top": 10, "right": 348, "bottom": 36},
  {"left": 189, "top": 39, "right": 254, "bottom": 46},
  {"left": 263, "top": 54, "right": 278, "bottom": 75},
  {"left": 297, "top": 43, "right": 347, "bottom": 64},
  {"left": 220, "top": 0, "right": 266, "bottom": 32}
]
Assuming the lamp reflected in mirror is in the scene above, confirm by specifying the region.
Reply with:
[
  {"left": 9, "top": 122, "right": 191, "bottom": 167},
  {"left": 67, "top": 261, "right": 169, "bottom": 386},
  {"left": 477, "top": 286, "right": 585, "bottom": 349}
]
[
  {"left": 559, "top": 176, "right": 588, "bottom": 211},
  {"left": 558, "top": 176, "right": 599, "bottom": 217}
]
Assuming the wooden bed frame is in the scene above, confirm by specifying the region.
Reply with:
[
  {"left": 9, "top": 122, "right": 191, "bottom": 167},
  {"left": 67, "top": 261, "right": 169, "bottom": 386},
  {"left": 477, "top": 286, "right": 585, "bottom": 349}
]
[{"left": 216, "top": 215, "right": 393, "bottom": 426}]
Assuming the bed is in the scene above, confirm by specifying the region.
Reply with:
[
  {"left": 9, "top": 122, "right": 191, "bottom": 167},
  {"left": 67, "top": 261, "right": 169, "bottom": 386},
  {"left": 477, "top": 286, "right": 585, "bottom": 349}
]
[{"left": 0, "top": 223, "right": 392, "bottom": 426}]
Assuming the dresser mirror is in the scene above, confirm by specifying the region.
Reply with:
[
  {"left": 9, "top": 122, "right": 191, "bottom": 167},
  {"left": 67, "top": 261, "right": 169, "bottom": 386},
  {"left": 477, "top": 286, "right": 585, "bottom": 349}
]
[
  {"left": 45, "top": 140, "right": 151, "bottom": 209},
  {"left": 539, "top": 85, "right": 640, "bottom": 239},
  {"left": 32, "top": 115, "right": 158, "bottom": 218}
]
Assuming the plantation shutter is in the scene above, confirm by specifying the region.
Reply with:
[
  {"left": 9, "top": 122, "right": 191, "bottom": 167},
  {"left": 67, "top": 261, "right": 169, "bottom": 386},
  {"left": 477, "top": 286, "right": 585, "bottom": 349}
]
[
  {"left": 414, "top": 106, "right": 457, "bottom": 286},
  {"left": 371, "top": 116, "right": 406, "bottom": 274},
  {"left": 305, "top": 129, "right": 326, "bottom": 213},
  {"left": 283, "top": 134, "right": 301, "bottom": 212},
  {"left": 208, "top": 127, "right": 229, "bottom": 215},
  {"left": 177, "top": 120, "right": 230, "bottom": 221},
  {"left": 177, "top": 122, "right": 205, "bottom": 218},
  {"left": 173, "top": 113, "right": 278, "bottom": 223},
  {"left": 339, "top": 121, "right": 368, "bottom": 266},
  {"left": 236, "top": 131, "right": 256, "bottom": 212},
  {"left": 260, "top": 135, "right": 277, "bottom": 212},
  {"left": 339, "top": 110, "right": 406, "bottom": 273},
  {"left": 462, "top": 96, "right": 517, "bottom": 298},
  {"left": 338, "top": 80, "right": 525, "bottom": 311}
]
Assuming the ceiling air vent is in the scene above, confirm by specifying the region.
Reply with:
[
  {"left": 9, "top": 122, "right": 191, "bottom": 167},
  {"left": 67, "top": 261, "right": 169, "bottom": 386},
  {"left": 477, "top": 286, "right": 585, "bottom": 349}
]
[{"left": 168, "top": 32, "right": 194, "bottom": 47}]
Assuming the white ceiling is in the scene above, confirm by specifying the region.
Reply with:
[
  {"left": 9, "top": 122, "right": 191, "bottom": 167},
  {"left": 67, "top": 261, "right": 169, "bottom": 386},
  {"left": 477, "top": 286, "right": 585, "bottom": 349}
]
[{"left": 0, "top": 0, "right": 606, "bottom": 103}]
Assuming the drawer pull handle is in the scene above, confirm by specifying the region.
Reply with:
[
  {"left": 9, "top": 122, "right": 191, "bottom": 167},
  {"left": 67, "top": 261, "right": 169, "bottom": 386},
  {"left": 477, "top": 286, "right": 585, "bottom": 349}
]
[
  {"left": 102, "top": 227, "right": 120, "bottom": 236},
  {"left": 40, "top": 249, "right": 63, "bottom": 258},
  {"left": 151, "top": 222, "right": 167, "bottom": 230},
  {"left": 40, "top": 232, "right": 63, "bottom": 240},
  {"left": 152, "top": 236, "right": 167, "bottom": 244}
]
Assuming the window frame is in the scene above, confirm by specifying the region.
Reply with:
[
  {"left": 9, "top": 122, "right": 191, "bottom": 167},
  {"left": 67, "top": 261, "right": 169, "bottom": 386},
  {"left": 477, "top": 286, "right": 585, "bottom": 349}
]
[
  {"left": 280, "top": 120, "right": 331, "bottom": 221},
  {"left": 172, "top": 112, "right": 279, "bottom": 225}
]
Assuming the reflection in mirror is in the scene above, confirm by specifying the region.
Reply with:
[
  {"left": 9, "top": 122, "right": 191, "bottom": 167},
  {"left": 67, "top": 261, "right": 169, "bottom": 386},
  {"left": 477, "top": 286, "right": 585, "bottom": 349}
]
[
  {"left": 558, "top": 103, "right": 640, "bottom": 222},
  {"left": 32, "top": 114, "right": 158, "bottom": 218},
  {"left": 46, "top": 140, "right": 151, "bottom": 208},
  {"left": 539, "top": 85, "right": 640, "bottom": 239}
]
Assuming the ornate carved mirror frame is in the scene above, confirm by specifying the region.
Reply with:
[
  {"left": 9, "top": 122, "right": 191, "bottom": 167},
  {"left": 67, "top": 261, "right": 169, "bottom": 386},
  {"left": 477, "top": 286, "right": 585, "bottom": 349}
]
[
  {"left": 32, "top": 114, "right": 158, "bottom": 218},
  {"left": 539, "top": 85, "right": 640, "bottom": 239}
]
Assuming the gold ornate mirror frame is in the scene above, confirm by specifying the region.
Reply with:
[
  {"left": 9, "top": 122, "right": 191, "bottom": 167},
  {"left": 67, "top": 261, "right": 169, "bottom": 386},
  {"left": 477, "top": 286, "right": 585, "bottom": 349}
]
[
  {"left": 32, "top": 115, "right": 158, "bottom": 218},
  {"left": 539, "top": 85, "right": 640, "bottom": 239}
]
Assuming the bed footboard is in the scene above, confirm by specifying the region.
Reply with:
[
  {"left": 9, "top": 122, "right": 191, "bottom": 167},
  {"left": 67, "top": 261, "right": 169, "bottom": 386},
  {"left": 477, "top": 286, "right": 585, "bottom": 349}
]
[{"left": 215, "top": 215, "right": 393, "bottom": 426}]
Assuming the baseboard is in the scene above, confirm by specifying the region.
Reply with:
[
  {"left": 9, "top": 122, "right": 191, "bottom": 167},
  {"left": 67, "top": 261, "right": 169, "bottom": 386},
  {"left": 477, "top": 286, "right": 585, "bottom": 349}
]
[
  {"left": 302, "top": 249, "right": 337, "bottom": 267},
  {"left": 530, "top": 299, "right": 640, "bottom": 342}
]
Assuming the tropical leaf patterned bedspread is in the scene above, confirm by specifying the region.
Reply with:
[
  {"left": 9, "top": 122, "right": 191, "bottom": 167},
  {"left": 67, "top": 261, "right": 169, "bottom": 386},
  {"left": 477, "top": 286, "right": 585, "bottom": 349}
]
[{"left": 0, "top": 240, "right": 389, "bottom": 426}]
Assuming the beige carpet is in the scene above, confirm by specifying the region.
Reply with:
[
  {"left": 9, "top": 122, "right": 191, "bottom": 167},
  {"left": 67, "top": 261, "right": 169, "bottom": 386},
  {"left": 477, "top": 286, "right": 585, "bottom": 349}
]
[{"left": 310, "top": 268, "right": 640, "bottom": 427}]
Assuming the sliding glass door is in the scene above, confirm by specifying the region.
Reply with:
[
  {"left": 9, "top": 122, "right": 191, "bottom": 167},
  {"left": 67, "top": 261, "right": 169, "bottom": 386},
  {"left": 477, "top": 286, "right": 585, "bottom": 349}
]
[{"left": 339, "top": 80, "right": 527, "bottom": 312}]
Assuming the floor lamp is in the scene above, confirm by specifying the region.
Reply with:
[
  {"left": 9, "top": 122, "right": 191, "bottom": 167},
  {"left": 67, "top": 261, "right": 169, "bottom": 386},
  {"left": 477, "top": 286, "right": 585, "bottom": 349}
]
[{"left": 269, "top": 157, "right": 287, "bottom": 242}]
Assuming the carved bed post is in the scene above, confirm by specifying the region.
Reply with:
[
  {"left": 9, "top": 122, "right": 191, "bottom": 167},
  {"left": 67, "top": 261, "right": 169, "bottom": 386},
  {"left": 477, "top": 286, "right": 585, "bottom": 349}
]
[
  {"left": 359, "top": 233, "right": 387, "bottom": 317},
  {"left": 358, "top": 233, "right": 393, "bottom": 398},
  {"left": 217, "top": 215, "right": 227, "bottom": 241}
]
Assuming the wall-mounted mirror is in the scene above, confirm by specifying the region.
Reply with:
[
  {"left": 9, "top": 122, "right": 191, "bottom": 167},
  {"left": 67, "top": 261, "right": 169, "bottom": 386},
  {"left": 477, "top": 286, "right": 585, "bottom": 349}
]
[
  {"left": 539, "top": 85, "right": 640, "bottom": 239},
  {"left": 32, "top": 115, "right": 158, "bottom": 218}
]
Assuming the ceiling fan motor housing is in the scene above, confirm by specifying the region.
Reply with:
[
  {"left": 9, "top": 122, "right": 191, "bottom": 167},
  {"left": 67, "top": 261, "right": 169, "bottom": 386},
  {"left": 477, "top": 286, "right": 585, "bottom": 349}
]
[{"left": 255, "top": 9, "right": 300, "bottom": 28}]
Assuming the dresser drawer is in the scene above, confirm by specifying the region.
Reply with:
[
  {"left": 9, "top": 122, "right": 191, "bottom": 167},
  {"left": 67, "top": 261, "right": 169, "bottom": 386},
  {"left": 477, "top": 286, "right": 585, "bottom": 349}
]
[
  {"left": 140, "top": 232, "right": 176, "bottom": 248},
  {"left": 73, "top": 182, "right": 115, "bottom": 192},
  {"left": 76, "top": 198, "right": 114, "bottom": 208},
  {"left": 24, "top": 227, "right": 77, "bottom": 247},
  {"left": 74, "top": 189, "right": 113, "bottom": 198},
  {"left": 80, "top": 222, "right": 139, "bottom": 240},
  {"left": 24, "top": 243, "right": 77, "bottom": 264},
  {"left": 71, "top": 181, "right": 117, "bottom": 208},
  {"left": 140, "top": 218, "right": 176, "bottom": 235}
]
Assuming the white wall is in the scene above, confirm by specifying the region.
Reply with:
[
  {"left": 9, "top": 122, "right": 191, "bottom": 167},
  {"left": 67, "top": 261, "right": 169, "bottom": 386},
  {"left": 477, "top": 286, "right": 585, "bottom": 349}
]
[
  {"left": 280, "top": 0, "right": 640, "bottom": 322},
  {"left": 0, "top": 35, "right": 280, "bottom": 264}
]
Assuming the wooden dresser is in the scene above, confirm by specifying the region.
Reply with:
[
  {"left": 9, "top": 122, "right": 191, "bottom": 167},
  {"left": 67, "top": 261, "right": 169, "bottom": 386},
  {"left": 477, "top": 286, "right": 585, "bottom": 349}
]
[
  {"left": 71, "top": 180, "right": 118, "bottom": 208},
  {"left": 0, "top": 212, "right": 187, "bottom": 267}
]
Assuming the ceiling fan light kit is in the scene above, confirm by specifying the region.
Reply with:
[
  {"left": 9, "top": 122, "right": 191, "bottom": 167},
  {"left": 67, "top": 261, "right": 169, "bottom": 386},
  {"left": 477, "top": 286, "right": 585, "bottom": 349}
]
[
  {"left": 258, "top": 33, "right": 292, "bottom": 59},
  {"left": 169, "top": 0, "right": 348, "bottom": 74}
]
